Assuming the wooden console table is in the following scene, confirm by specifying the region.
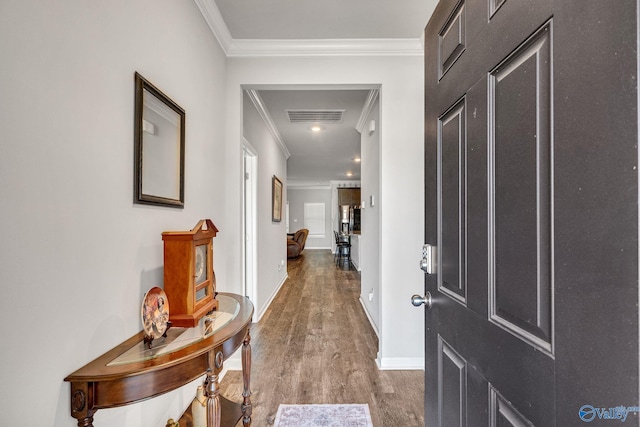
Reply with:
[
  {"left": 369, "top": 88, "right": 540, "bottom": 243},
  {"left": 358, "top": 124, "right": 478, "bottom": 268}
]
[{"left": 65, "top": 293, "right": 253, "bottom": 427}]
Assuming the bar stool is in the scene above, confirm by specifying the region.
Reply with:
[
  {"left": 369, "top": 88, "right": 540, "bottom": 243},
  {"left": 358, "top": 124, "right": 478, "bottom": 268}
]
[
  {"left": 334, "top": 231, "right": 345, "bottom": 262},
  {"left": 334, "top": 232, "right": 351, "bottom": 267}
]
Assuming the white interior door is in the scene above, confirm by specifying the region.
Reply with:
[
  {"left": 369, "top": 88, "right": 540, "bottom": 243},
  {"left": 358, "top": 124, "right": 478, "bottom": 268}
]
[{"left": 243, "top": 141, "right": 258, "bottom": 311}]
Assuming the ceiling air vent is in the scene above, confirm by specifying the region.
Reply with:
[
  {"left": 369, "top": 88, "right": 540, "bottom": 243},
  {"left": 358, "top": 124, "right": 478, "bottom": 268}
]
[{"left": 286, "top": 109, "right": 345, "bottom": 124}]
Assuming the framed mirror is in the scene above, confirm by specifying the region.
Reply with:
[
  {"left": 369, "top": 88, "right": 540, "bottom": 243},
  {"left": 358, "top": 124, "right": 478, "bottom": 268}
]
[
  {"left": 272, "top": 175, "right": 283, "bottom": 222},
  {"left": 134, "top": 72, "right": 185, "bottom": 208}
]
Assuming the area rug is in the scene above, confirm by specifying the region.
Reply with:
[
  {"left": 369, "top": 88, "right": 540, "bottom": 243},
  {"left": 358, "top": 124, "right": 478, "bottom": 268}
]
[{"left": 274, "top": 403, "right": 373, "bottom": 427}]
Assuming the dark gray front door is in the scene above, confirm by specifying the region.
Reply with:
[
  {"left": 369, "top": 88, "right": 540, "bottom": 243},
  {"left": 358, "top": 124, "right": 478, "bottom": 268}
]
[{"left": 423, "top": 0, "right": 639, "bottom": 425}]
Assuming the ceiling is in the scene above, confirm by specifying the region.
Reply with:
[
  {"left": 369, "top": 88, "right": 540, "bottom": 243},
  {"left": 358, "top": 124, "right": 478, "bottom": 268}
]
[
  {"left": 204, "top": 0, "right": 438, "bottom": 185},
  {"left": 214, "top": 0, "right": 437, "bottom": 40},
  {"left": 255, "top": 89, "right": 373, "bottom": 184}
]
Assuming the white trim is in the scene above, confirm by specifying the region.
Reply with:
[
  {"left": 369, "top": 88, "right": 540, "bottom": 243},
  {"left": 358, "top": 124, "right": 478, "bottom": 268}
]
[
  {"left": 242, "top": 139, "right": 258, "bottom": 317},
  {"left": 192, "top": 0, "right": 233, "bottom": 55},
  {"left": 192, "top": 0, "right": 425, "bottom": 57},
  {"left": 226, "top": 38, "right": 424, "bottom": 57},
  {"left": 243, "top": 137, "right": 258, "bottom": 156},
  {"left": 356, "top": 89, "right": 380, "bottom": 133},
  {"left": 286, "top": 181, "right": 332, "bottom": 190},
  {"left": 245, "top": 90, "right": 291, "bottom": 159},
  {"left": 376, "top": 357, "right": 425, "bottom": 371},
  {"left": 359, "top": 297, "right": 379, "bottom": 337},
  {"left": 255, "top": 274, "right": 288, "bottom": 322},
  {"left": 287, "top": 180, "right": 361, "bottom": 190}
]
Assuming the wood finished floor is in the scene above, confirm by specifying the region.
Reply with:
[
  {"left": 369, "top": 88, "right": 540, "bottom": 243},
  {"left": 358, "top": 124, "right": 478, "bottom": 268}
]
[{"left": 219, "top": 250, "right": 425, "bottom": 426}]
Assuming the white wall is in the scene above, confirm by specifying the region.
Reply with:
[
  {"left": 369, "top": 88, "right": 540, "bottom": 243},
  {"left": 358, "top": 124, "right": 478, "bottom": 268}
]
[
  {"left": 378, "top": 82, "right": 425, "bottom": 368},
  {"left": 287, "top": 187, "right": 333, "bottom": 249},
  {"left": 0, "top": 0, "right": 229, "bottom": 425},
  {"left": 227, "top": 55, "right": 425, "bottom": 370},
  {"left": 242, "top": 91, "right": 289, "bottom": 318},
  {"left": 360, "top": 98, "right": 381, "bottom": 332}
]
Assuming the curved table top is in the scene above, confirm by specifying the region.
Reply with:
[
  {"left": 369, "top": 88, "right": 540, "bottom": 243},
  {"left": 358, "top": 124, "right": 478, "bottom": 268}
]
[{"left": 65, "top": 292, "right": 253, "bottom": 412}]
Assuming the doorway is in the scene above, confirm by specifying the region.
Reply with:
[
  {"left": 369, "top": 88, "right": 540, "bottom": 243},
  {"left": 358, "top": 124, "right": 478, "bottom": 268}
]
[{"left": 242, "top": 140, "right": 258, "bottom": 314}]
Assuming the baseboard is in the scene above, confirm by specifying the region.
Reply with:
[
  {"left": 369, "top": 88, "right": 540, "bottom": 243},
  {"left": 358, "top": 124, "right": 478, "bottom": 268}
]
[
  {"left": 359, "top": 300, "right": 423, "bottom": 370},
  {"left": 225, "top": 275, "right": 287, "bottom": 373},
  {"left": 376, "top": 356, "right": 425, "bottom": 371},
  {"left": 255, "top": 273, "right": 288, "bottom": 322},
  {"left": 358, "top": 297, "right": 379, "bottom": 337}
]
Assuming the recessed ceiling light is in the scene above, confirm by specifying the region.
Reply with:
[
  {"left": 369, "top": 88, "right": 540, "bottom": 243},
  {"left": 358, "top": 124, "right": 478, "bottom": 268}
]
[
  {"left": 354, "top": 157, "right": 361, "bottom": 163},
  {"left": 311, "top": 126, "right": 322, "bottom": 132},
  {"left": 346, "top": 172, "right": 353, "bottom": 177}
]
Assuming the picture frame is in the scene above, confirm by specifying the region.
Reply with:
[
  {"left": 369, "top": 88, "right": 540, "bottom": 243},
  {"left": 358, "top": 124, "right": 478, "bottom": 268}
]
[
  {"left": 134, "top": 72, "right": 185, "bottom": 208},
  {"left": 272, "top": 175, "right": 283, "bottom": 222}
]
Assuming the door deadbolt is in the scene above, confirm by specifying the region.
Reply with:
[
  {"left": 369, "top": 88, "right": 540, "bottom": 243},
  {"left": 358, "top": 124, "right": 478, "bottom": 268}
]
[{"left": 420, "top": 244, "right": 436, "bottom": 274}]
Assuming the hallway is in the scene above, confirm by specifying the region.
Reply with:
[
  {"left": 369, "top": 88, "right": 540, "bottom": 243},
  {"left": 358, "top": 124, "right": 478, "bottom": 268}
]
[{"left": 220, "top": 250, "right": 425, "bottom": 426}]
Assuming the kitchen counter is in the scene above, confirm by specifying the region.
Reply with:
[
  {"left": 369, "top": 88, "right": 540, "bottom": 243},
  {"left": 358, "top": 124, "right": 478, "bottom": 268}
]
[{"left": 350, "top": 234, "right": 361, "bottom": 271}]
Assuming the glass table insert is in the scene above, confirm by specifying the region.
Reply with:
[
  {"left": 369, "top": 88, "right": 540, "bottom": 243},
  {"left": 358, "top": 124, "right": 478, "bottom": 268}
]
[{"left": 109, "top": 294, "right": 240, "bottom": 365}]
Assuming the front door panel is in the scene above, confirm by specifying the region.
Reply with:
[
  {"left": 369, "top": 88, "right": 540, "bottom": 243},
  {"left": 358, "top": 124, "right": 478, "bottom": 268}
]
[
  {"left": 424, "top": 0, "right": 639, "bottom": 425},
  {"left": 489, "top": 386, "right": 534, "bottom": 427},
  {"left": 438, "top": 336, "right": 467, "bottom": 427},
  {"left": 489, "top": 21, "right": 553, "bottom": 353},
  {"left": 439, "top": 98, "right": 467, "bottom": 304}
]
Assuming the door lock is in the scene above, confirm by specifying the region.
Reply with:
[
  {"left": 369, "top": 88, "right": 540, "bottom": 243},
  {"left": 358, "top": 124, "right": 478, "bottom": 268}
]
[{"left": 420, "top": 244, "right": 436, "bottom": 274}]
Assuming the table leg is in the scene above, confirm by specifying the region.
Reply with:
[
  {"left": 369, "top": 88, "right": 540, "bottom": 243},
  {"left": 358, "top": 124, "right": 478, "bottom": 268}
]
[
  {"left": 76, "top": 418, "right": 95, "bottom": 427},
  {"left": 204, "top": 355, "right": 221, "bottom": 427},
  {"left": 241, "top": 329, "right": 252, "bottom": 426},
  {"left": 70, "top": 384, "right": 96, "bottom": 427}
]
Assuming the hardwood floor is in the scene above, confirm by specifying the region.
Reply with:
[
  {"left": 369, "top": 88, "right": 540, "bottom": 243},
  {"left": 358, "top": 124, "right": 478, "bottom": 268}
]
[{"left": 219, "top": 250, "right": 425, "bottom": 426}]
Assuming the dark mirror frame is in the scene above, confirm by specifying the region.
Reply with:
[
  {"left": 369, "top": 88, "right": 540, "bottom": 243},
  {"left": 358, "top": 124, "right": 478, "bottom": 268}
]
[{"left": 134, "top": 72, "right": 185, "bottom": 208}]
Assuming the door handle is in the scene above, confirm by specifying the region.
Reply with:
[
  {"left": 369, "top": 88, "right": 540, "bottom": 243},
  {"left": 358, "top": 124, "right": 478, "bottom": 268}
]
[{"left": 411, "top": 291, "right": 433, "bottom": 309}]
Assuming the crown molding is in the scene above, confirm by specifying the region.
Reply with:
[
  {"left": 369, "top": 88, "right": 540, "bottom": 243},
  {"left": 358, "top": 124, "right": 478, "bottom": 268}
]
[
  {"left": 192, "top": 0, "right": 233, "bottom": 55},
  {"left": 286, "top": 180, "right": 361, "bottom": 189},
  {"left": 356, "top": 89, "right": 380, "bottom": 133},
  {"left": 245, "top": 90, "right": 291, "bottom": 159},
  {"left": 287, "top": 181, "right": 332, "bottom": 190},
  {"left": 193, "top": 0, "right": 424, "bottom": 57},
  {"left": 226, "top": 38, "right": 424, "bottom": 57}
]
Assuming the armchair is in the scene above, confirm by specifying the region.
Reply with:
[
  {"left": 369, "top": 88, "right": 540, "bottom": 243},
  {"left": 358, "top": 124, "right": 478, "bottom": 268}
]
[{"left": 287, "top": 228, "right": 309, "bottom": 259}]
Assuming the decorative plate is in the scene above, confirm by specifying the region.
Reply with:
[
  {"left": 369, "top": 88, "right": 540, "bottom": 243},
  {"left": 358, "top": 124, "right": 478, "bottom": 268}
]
[{"left": 141, "top": 286, "right": 170, "bottom": 339}]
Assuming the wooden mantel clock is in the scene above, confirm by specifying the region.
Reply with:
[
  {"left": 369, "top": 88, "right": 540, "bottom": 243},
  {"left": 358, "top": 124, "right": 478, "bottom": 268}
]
[{"left": 162, "top": 219, "right": 219, "bottom": 327}]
